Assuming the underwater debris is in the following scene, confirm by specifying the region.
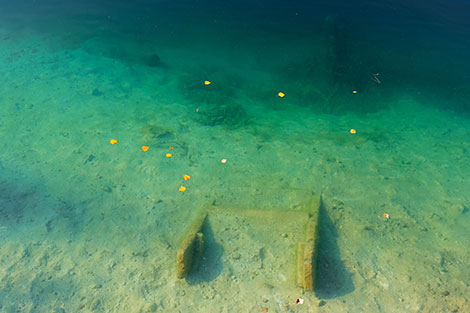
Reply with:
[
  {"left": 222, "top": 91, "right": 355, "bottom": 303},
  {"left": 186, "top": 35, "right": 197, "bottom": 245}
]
[
  {"left": 283, "top": 298, "right": 305, "bottom": 307},
  {"left": 372, "top": 73, "right": 381, "bottom": 84},
  {"left": 141, "top": 145, "right": 149, "bottom": 151},
  {"left": 146, "top": 53, "right": 161, "bottom": 67},
  {"left": 109, "top": 139, "right": 118, "bottom": 145}
]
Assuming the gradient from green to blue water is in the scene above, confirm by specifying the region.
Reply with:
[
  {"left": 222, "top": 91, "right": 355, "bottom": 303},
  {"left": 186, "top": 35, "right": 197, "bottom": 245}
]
[
  {"left": 3, "top": 0, "right": 470, "bottom": 116},
  {"left": 0, "top": 1, "right": 470, "bottom": 312}
]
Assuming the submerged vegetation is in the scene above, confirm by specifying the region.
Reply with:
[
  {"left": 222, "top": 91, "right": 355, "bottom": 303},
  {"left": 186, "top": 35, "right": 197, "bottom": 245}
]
[
  {"left": 178, "top": 70, "right": 250, "bottom": 129},
  {"left": 197, "top": 102, "right": 249, "bottom": 128}
]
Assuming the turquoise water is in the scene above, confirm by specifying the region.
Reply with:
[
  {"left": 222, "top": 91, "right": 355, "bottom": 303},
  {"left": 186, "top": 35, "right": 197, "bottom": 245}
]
[{"left": 0, "top": 0, "right": 469, "bottom": 312}]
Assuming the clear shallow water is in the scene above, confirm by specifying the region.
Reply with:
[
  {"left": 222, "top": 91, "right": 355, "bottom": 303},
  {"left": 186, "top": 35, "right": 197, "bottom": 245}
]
[{"left": 0, "top": 1, "right": 469, "bottom": 312}]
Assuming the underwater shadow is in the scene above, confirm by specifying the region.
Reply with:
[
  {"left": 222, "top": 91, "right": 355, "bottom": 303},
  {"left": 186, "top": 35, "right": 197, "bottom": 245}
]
[
  {"left": 186, "top": 218, "right": 224, "bottom": 285},
  {"left": 315, "top": 202, "right": 354, "bottom": 298}
]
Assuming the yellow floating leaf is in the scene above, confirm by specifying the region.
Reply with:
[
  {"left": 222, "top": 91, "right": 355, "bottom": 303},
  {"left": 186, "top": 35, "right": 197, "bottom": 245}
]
[
  {"left": 166, "top": 153, "right": 173, "bottom": 158},
  {"left": 179, "top": 186, "right": 186, "bottom": 192},
  {"left": 142, "top": 146, "right": 149, "bottom": 151},
  {"left": 109, "top": 139, "right": 118, "bottom": 145},
  {"left": 183, "top": 174, "right": 191, "bottom": 180}
]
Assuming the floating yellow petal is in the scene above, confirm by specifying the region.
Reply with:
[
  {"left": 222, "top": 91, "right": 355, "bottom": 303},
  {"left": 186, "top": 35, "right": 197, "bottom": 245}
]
[
  {"left": 183, "top": 174, "right": 191, "bottom": 181},
  {"left": 204, "top": 80, "right": 211, "bottom": 85},
  {"left": 166, "top": 153, "right": 173, "bottom": 158},
  {"left": 109, "top": 139, "right": 118, "bottom": 145},
  {"left": 142, "top": 146, "right": 149, "bottom": 151},
  {"left": 278, "top": 92, "right": 285, "bottom": 98},
  {"left": 179, "top": 186, "right": 186, "bottom": 192}
]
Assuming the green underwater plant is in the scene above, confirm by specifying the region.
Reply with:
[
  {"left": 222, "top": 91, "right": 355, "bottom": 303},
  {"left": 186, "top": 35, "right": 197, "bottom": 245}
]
[
  {"left": 178, "top": 69, "right": 250, "bottom": 129},
  {"left": 197, "top": 102, "right": 249, "bottom": 128}
]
